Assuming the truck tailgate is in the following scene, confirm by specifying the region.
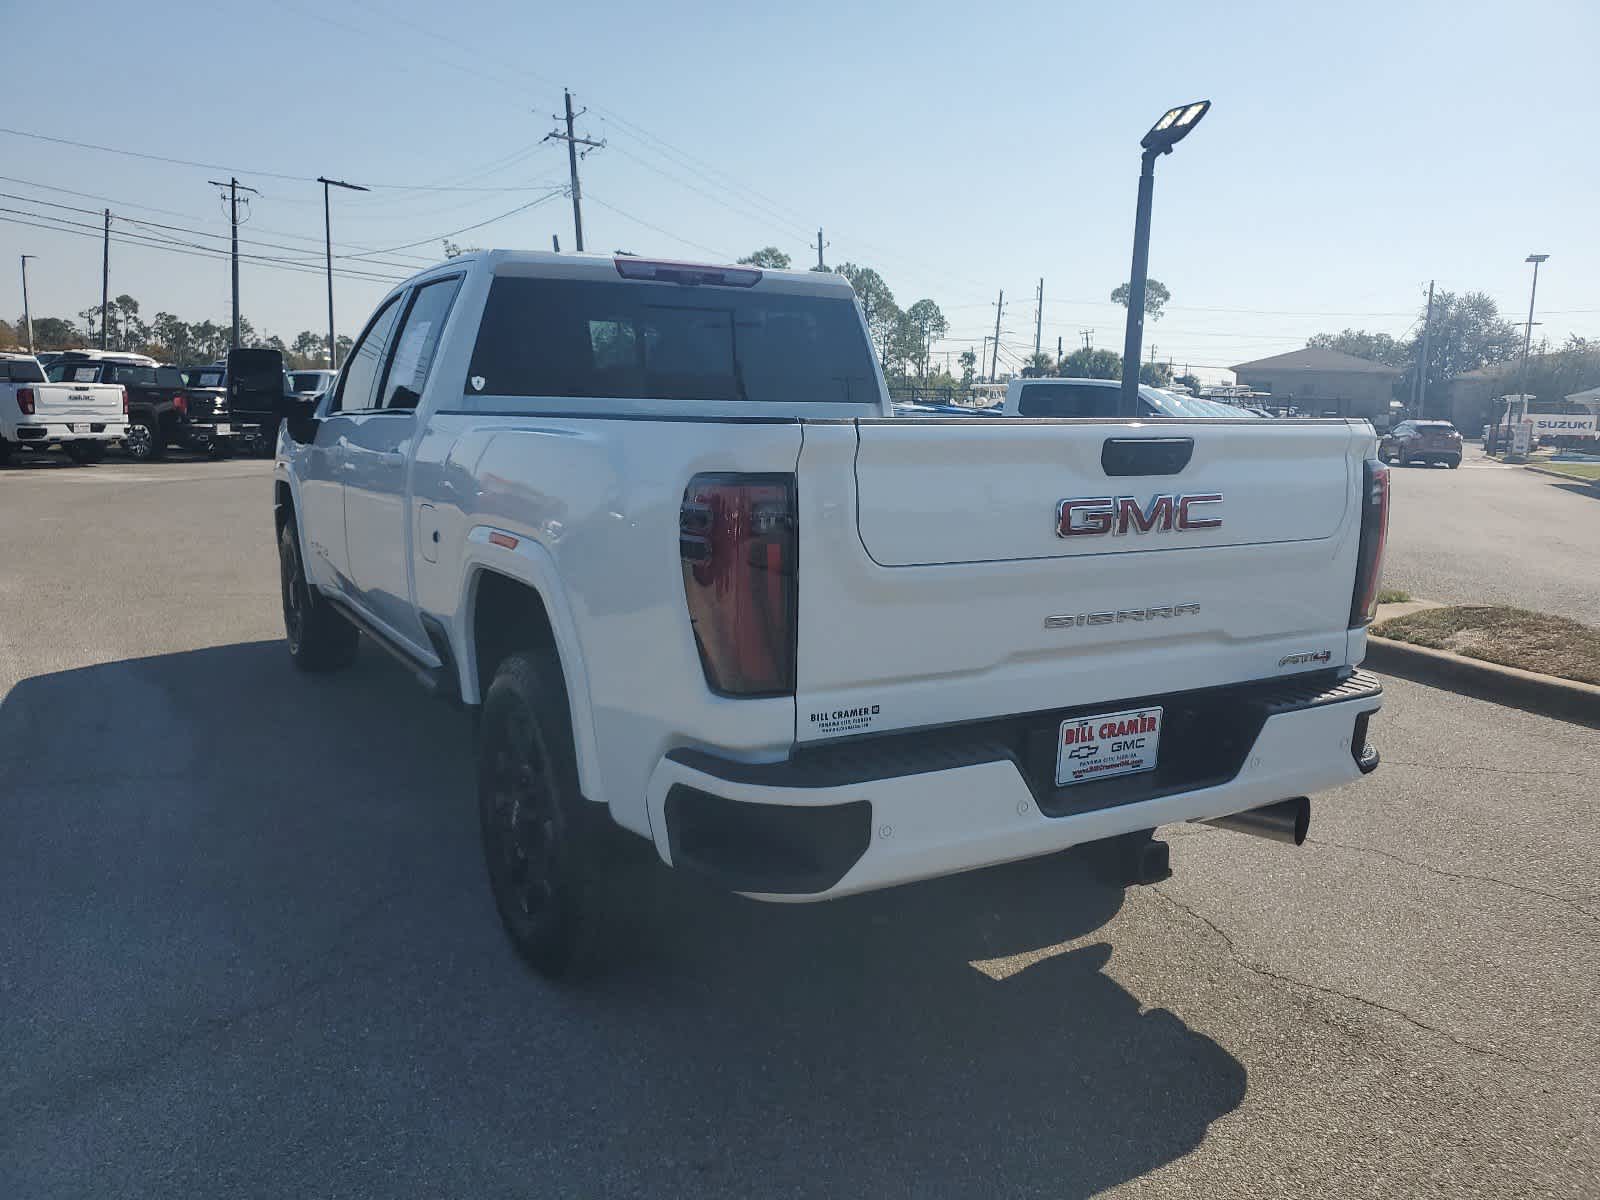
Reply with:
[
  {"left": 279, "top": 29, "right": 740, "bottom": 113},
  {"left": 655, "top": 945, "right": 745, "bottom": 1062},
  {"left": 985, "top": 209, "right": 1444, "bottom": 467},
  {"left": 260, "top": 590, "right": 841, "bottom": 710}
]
[
  {"left": 794, "top": 419, "right": 1367, "bottom": 743},
  {"left": 34, "top": 383, "right": 124, "bottom": 424}
]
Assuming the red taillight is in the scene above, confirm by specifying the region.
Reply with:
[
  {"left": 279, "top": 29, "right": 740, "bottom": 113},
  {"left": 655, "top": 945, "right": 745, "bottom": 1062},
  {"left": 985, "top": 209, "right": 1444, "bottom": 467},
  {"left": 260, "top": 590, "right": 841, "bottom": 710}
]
[
  {"left": 121, "top": 386, "right": 129, "bottom": 416},
  {"left": 679, "top": 473, "right": 797, "bottom": 696},
  {"left": 172, "top": 391, "right": 188, "bottom": 415},
  {"left": 1350, "top": 458, "right": 1390, "bottom": 627},
  {"left": 16, "top": 387, "right": 34, "bottom": 415}
]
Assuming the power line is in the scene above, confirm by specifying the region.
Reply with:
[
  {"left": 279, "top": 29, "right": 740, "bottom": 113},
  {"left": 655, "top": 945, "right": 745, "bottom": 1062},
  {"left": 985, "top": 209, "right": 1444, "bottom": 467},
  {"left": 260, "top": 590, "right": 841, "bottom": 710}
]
[
  {"left": 0, "top": 125, "right": 560, "bottom": 192},
  {"left": 583, "top": 194, "right": 731, "bottom": 260},
  {"left": 0, "top": 208, "right": 409, "bottom": 285}
]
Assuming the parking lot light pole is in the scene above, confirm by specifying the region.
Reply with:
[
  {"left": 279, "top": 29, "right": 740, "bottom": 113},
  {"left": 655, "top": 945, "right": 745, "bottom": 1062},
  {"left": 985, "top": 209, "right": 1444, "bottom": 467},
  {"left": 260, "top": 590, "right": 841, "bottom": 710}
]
[
  {"left": 1516, "top": 253, "right": 1549, "bottom": 413},
  {"left": 318, "top": 177, "right": 369, "bottom": 370},
  {"left": 1119, "top": 101, "right": 1210, "bottom": 417},
  {"left": 20, "top": 254, "right": 36, "bottom": 353}
]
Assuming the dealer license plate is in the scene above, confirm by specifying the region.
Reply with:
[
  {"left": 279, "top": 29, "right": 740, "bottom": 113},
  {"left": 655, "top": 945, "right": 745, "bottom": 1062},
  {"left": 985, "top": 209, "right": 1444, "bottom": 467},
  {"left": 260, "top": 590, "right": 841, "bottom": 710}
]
[{"left": 1056, "top": 706, "right": 1163, "bottom": 787}]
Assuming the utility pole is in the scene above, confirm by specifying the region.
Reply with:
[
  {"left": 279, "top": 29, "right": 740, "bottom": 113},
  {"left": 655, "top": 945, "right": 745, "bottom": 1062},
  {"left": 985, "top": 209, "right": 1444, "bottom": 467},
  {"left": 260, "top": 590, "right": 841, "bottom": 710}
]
[
  {"left": 208, "top": 177, "right": 258, "bottom": 348},
  {"left": 544, "top": 90, "right": 604, "bottom": 252},
  {"left": 1034, "top": 277, "right": 1044, "bottom": 355},
  {"left": 19, "top": 255, "right": 36, "bottom": 353},
  {"left": 1414, "top": 279, "right": 1434, "bottom": 417},
  {"left": 990, "top": 290, "right": 1005, "bottom": 381},
  {"left": 317, "top": 177, "right": 369, "bottom": 370},
  {"left": 1081, "top": 328, "right": 1094, "bottom": 351},
  {"left": 812, "top": 229, "right": 828, "bottom": 270},
  {"left": 552, "top": 234, "right": 560, "bottom": 252},
  {"left": 100, "top": 209, "right": 110, "bottom": 349},
  {"left": 1057, "top": 334, "right": 1063, "bottom": 365}
]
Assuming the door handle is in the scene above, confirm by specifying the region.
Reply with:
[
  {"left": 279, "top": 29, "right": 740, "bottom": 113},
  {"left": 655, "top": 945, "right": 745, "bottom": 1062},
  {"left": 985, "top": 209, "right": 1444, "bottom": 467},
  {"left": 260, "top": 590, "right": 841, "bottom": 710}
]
[{"left": 378, "top": 451, "right": 405, "bottom": 468}]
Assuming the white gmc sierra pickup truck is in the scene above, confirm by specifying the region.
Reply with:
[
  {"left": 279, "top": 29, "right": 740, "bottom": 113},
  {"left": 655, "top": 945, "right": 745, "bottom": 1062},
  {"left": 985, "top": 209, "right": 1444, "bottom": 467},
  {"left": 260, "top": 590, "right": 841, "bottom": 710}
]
[
  {"left": 1, "top": 352, "right": 127, "bottom": 464},
  {"left": 273, "top": 251, "right": 1387, "bottom": 975}
]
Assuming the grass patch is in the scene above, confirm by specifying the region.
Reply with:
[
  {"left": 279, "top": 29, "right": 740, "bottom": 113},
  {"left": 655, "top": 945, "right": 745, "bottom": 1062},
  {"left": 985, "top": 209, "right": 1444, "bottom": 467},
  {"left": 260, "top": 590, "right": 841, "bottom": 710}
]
[
  {"left": 1534, "top": 462, "right": 1600, "bottom": 481},
  {"left": 1376, "top": 589, "right": 1411, "bottom": 604},
  {"left": 1373, "top": 605, "right": 1600, "bottom": 686}
]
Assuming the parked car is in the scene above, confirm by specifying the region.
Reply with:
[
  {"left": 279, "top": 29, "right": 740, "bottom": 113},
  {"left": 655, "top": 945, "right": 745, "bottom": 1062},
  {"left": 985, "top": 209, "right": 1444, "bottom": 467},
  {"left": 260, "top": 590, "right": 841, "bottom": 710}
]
[
  {"left": 1001, "top": 378, "right": 1259, "bottom": 419},
  {"left": 1, "top": 351, "right": 127, "bottom": 464},
  {"left": 273, "top": 251, "right": 1385, "bottom": 976},
  {"left": 226, "top": 347, "right": 290, "bottom": 455},
  {"left": 1379, "top": 419, "right": 1461, "bottom": 468},
  {"left": 287, "top": 369, "right": 337, "bottom": 400},
  {"left": 46, "top": 354, "right": 233, "bottom": 460}
]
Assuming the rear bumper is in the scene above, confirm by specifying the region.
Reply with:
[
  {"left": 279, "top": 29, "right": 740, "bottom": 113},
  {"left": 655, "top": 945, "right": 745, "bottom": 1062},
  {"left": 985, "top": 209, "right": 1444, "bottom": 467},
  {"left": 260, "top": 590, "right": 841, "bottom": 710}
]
[
  {"left": 8, "top": 420, "right": 126, "bottom": 443},
  {"left": 645, "top": 670, "right": 1383, "bottom": 901}
]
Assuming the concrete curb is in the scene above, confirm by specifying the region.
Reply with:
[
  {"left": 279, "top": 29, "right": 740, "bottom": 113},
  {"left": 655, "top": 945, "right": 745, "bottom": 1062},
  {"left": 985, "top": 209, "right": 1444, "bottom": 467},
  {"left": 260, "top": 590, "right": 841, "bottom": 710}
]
[
  {"left": 1524, "top": 464, "right": 1600, "bottom": 489},
  {"left": 1366, "top": 636, "right": 1600, "bottom": 729}
]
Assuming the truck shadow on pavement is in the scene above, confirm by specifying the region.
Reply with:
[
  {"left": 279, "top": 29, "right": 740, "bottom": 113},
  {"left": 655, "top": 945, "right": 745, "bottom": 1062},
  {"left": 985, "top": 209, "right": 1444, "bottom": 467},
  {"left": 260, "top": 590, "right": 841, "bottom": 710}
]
[{"left": 2, "top": 640, "right": 1246, "bottom": 1200}]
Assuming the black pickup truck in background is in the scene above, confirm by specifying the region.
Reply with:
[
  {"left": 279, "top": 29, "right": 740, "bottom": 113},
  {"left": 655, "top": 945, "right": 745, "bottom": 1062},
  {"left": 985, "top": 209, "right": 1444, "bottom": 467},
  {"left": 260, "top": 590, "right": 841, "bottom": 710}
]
[
  {"left": 225, "top": 348, "right": 289, "bottom": 456},
  {"left": 47, "top": 355, "right": 237, "bottom": 459}
]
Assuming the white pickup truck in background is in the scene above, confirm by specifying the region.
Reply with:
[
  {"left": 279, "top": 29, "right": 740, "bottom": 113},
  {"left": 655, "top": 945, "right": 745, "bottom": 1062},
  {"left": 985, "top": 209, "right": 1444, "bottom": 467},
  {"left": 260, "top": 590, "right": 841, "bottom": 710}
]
[
  {"left": 1, "top": 352, "right": 127, "bottom": 464},
  {"left": 272, "top": 251, "right": 1388, "bottom": 975}
]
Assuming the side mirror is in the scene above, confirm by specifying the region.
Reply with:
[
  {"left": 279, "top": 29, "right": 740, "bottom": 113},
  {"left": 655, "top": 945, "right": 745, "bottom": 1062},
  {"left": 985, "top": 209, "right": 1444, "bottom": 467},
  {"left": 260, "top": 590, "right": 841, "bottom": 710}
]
[{"left": 284, "top": 394, "right": 322, "bottom": 444}]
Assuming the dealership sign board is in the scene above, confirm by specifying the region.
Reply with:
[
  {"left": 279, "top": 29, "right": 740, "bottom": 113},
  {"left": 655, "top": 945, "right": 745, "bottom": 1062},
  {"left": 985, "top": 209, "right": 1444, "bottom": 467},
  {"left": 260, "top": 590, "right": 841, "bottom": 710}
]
[{"left": 1528, "top": 412, "right": 1599, "bottom": 438}]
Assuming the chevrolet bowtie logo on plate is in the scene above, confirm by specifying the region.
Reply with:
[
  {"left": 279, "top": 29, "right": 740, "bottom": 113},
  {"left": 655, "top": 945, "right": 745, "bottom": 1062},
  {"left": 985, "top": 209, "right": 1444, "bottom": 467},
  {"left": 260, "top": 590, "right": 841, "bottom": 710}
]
[{"left": 1056, "top": 493, "right": 1223, "bottom": 537}]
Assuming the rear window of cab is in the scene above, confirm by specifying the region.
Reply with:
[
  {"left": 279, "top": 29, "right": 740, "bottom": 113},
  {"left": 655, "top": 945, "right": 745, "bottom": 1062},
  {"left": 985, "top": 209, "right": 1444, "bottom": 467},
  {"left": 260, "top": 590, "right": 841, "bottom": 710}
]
[{"left": 466, "top": 276, "right": 878, "bottom": 404}]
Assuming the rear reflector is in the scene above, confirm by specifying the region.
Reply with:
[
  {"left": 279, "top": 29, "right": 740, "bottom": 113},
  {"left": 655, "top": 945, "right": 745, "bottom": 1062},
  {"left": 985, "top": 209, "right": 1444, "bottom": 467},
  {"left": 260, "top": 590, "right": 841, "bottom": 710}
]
[
  {"left": 1350, "top": 458, "right": 1390, "bottom": 626},
  {"left": 172, "top": 392, "right": 189, "bottom": 415},
  {"left": 615, "top": 257, "right": 761, "bottom": 288},
  {"left": 679, "top": 473, "right": 796, "bottom": 696},
  {"left": 16, "top": 387, "right": 34, "bottom": 415}
]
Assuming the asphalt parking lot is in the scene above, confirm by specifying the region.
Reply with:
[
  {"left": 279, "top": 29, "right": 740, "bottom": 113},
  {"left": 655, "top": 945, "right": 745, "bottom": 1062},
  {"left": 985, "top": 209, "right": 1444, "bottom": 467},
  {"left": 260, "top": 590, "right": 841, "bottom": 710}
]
[
  {"left": 3, "top": 456, "right": 1598, "bottom": 1198},
  {"left": 1384, "top": 447, "right": 1600, "bottom": 623}
]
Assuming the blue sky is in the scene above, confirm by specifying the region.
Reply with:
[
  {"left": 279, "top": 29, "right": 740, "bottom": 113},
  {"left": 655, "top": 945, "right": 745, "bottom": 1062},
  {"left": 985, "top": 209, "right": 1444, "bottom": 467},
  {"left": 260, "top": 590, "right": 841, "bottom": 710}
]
[{"left": 5, "top": 0, "right": 1595, "bottom": 380}]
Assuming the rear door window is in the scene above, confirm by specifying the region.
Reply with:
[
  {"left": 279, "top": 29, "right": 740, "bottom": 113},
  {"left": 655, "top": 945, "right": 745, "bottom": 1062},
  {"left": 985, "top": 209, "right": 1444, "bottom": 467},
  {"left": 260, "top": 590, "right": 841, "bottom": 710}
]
[
  {"left": 48, "top": 364, "right": 103, "bottom": 384},
  {"left": 467, "top": 276, "right": 877, "bottom": 404},
  {"left": 3, "top": 359, "right": 45, "bottom": 383},
  {"left": 1017, "top": 383, "right": 1119, "bottom": 417}
]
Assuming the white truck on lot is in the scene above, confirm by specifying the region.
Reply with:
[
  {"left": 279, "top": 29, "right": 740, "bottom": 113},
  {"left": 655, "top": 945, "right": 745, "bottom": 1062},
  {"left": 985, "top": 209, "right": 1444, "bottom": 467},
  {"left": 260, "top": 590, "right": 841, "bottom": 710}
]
[
  {"left": 1, "top": 352, "right": 127, "bottom": 464},
  {"left": 272, "top": 252, "right": 1388, "bottom": 975}
]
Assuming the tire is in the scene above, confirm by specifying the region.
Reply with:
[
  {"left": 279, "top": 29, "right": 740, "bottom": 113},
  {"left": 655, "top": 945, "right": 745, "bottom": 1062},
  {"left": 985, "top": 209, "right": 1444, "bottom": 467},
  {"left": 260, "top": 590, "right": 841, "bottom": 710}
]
[
  {"left": 277, "top": 517, "right": 359, "bottom": 672},
  {"left": 477, "top": 650, "right": 595, "bottom": 978},
  {"left": 0, "top": 437, "right": 12, "bottom": 466},
  {"left": 1446, "top": 457, "right": 1460, "bottom": 469},
  {"left": 122, "top": 420, "right": 162, "bottom": 461}
]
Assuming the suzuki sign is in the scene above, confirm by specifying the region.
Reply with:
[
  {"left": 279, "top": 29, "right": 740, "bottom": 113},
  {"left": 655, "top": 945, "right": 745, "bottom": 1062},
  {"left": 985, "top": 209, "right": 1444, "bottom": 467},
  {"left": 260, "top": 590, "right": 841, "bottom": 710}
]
[{"left": 1527, "top": 412, "right": 1599, "bottom": 438}]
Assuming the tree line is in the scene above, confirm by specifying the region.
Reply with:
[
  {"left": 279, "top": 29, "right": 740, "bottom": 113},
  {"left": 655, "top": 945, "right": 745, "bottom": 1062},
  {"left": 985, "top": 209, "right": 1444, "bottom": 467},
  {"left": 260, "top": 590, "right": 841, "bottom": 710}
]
[
  {"left": 737, "top": 246, "right": 1182, "bottom": 395},
  {"left": 1307, "top": 290, "right": 1598, "bottom": 410},
  {"left": 1, "top": 295, "right": 350, "bottom": 369}
]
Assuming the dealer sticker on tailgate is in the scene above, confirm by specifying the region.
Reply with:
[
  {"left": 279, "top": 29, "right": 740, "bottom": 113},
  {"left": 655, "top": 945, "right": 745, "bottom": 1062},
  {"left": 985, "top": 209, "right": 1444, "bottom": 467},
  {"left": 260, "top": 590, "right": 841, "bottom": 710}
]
[{"left": 1056, "top": 706, "right": 1163, "bottom": 787}]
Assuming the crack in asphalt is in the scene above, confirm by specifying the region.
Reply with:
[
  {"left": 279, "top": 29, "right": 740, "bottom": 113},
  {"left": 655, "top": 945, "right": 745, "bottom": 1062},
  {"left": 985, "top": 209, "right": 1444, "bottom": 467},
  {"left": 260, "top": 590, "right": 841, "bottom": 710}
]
[
  {"left": 1145, "top": 886, "right": 1536, "bottom": 1070},
  {"left": 1382, "top": 757, "right": 1587, "bottom": 779},
  {"left": 6, "top": 886, "right": 404, "bottom": 1117},
  {"left": 1308, "top": 838, "right": 1600, "bottom": 926}
]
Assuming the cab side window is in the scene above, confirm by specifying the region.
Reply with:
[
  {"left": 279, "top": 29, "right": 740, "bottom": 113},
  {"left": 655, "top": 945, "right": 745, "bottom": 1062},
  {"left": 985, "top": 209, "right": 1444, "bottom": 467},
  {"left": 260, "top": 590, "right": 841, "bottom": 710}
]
[{"left": 331, "top": 296, "right": 403, "bottom": 413}]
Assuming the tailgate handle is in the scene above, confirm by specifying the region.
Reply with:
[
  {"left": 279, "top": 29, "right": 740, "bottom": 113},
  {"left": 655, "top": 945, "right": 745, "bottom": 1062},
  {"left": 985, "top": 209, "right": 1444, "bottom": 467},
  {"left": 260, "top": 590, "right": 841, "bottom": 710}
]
[{"left": 1101, "top": 437, "right": 1193, "bottom": 477}]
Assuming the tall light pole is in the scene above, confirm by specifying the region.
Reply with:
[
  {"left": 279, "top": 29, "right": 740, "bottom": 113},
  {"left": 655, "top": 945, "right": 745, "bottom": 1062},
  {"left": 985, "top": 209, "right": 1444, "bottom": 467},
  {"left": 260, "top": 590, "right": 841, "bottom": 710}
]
[
  {"left": 1118, "top": 100, "right": 1210, "bottom": 416},
  {"left": 317, "top": 177, "right": 369, "bottom": 369},
  {"left": 19, "top": 254, "right": 36, "bottom": 353},
  {"left": 1516, "top": 253, "right": 1549, "bottom": 409}
]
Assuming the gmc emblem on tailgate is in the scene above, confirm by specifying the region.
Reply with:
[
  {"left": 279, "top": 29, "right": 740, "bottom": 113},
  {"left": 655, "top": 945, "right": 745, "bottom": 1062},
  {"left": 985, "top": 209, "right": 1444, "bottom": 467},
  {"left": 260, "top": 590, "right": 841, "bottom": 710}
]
[{"left": 1056, "top": 493, "right": 1223, "bottom": 538}]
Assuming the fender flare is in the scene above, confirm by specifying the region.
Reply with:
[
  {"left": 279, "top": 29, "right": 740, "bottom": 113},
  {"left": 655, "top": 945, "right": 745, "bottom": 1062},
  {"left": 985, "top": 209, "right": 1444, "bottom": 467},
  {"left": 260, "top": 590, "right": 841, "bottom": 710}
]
[{"left": 456, "top": 530, "right": 602, "bottom": 802}]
